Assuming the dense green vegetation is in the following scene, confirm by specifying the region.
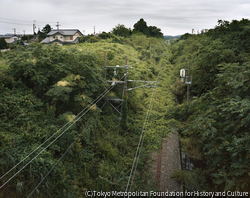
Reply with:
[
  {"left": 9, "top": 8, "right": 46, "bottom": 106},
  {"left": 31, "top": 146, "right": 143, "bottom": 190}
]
[
  {"left": 78, "top": 18, "right": 164, "bottom": 44},
  {"left": 169, "top": 19, "right": 250, "bottom": 192},
  {"left": 0, "top": 33, "right": 174, "bottom": 197},
  {"left": 2, "top": 17, "right": 250, "bottom": 197}
]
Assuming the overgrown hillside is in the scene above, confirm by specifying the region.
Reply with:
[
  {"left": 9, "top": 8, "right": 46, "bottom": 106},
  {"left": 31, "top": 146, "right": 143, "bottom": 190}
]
[
  {"left": 169, "top": 19, "right": 250, "bottom": 192},
  {"left": 0, "top": 35, "right": 175, "bottom": 197}
]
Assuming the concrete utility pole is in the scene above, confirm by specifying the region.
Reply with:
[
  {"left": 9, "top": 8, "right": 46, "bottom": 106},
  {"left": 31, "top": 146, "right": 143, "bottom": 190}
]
[
  {"left": 56, "top": 22, "right": 61, "bottom": 30},
  {"left": 33, "top": 20, "right": 36, "bottom": 40},
  {"left": 13, "top": 28, "right": 16, "bottom": 35},
  {"left": 33, "top": 20, "right": 36, "bottom": 34},
  {"left": 94, "top": 26, "right": 96, "bottom": 35}
]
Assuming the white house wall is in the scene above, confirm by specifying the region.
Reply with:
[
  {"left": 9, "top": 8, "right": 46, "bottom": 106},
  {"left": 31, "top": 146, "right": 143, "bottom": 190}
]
[
  {"left": 49, "top": 34, "right": 76, "bottom": 43},
  {"left": 4, "top": 36, "right": 18, "bottom": 43}
]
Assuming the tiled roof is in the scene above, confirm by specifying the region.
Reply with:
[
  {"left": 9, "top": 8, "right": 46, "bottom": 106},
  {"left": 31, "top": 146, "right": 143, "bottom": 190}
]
[
  {"left": 40, "top": 37, "right": 79, "bottom": 45},
  {"left": 47, "top": 29, "right": 82, "bottom": 36},
  {"left": 40, "top": 37, "right": 50, "bottom": 43}
]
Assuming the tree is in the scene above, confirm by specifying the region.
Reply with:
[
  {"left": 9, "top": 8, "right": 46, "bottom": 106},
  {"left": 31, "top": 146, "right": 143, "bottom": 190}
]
[
  {"left": 148, "top": 26, "right": 163, "bottom": 38},
  {"left": 98, "top": 31, "right": 114, "bottom": 39},
  {"left": 0, "top": 38, "right": 8, "bottom": 49},
  {"left": 21, "top": 35, "right": 28, "bottom": 41},
  {"left": 133, "top": 18, "right": 148, "bottom": 35},
  {"left": 133, "top": 18, "right": 163, "bottom": 38},
  {"left": 111, "top": 24, "right": 131, "bottom": 37},
  {"left": 38, "top": 24, "right": 52, "bottom": 41},
  {"left": 42, "top": 24, "right": 52, "bottom": 34},
  {"left": 169, "top": 18, "right": 250, "bottom": 192},
  {"left": 38, "top": 30, "right": 46, "bottom": 41}
]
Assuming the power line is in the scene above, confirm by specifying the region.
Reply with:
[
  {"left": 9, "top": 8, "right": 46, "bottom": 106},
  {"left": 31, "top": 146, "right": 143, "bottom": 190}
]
[
  {"left": 0, "top": 85, "right": 113, "bottom": 189},
  {"left": 129, "top": 83, "right": 158, "bottom": 192},
  {"left": 124, "top": 86, "right": 157, "bottom": 193},
  {"left": 0, "top": 83, "right": 113, "bottom": 181},
  {"left": 0, "top": 20, "right": 31, "bottom": 26},
  {"left": 0, "top": 76, "right": 124, "bottom": 189},
  {"left": 125, "top": 63, "right": 164, "bottom": 193},
  {"left": 27, "top": 101, "right": 108, "bottom": 198}
]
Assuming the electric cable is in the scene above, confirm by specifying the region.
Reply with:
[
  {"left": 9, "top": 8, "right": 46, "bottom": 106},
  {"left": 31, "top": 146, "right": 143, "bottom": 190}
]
[
  {"left": 0, "top": 82, "right": 112, "bottom": 181},
  {"left": 125, "top": 63, "right": 164, "bottom": 193},
  {"left": 0, "top": 75, "right": 124, "bottom": 189},
  {"left": 129, "top": 85, "right": 157, "bottom": 192},
  {"left": 27, "top": 101, "right": 108, "bottom": 198},
  {"left": 124, "top": 86, "right": 157, "bottom": 193}
]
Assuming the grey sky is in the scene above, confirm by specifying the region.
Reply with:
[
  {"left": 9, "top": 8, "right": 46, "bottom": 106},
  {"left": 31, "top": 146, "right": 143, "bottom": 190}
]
[{"left": 0, "top": 0, "right": 250, "bottom": 35}]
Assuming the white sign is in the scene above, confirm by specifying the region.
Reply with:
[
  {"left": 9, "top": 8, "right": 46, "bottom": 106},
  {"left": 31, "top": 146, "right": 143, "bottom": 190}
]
[{"left": 180, "top": 69, "right": 185, "bottom": 77}]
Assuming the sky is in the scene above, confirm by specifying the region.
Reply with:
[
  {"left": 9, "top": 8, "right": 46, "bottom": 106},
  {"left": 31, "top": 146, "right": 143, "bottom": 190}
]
[{"left": 0, "top": 0, "right": 250, "bottom": 36}]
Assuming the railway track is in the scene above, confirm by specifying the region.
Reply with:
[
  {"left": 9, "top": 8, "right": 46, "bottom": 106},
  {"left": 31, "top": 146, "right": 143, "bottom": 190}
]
[{"left": 153, "top": 130, "right": 183, "bottom": 192}]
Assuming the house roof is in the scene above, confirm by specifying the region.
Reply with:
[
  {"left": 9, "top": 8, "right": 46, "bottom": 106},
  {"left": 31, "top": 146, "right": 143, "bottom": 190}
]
[
  {"left": 40, "top": 37, "right": 50, "bottom": 43},
  {"left": 40, "top": 37, "right": 79, "bottom": 45},
  {"left": 0, "top": 34, "right": 18, "bottom": 38},
  {"left": 47, "top": 29, "right": 83, "bottom": 36}
]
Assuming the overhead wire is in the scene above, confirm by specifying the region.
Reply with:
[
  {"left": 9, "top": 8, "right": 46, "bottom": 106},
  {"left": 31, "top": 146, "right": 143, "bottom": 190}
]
[
  {"left": 124, "top": 86, "right": 157, "bottom": 193},
  {"left": 129, "top": 83, "right": 158, "bottom": 192},
  {"left": 0, "top": 84, "right": 110, "bottom": 181},
  {"left": 27, "top": 100, "right": 108, "bottom": 198},
  {"left": 0, "top": 75, "right": 124, "bottom": 189},
  {"left": 125, "top": 62, "right": 164, "bottom": 193}
]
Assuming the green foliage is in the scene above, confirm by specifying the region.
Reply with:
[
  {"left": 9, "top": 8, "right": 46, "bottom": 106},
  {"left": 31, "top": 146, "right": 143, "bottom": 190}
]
[
  {"left": 78, "top": 35, "right": 100, "bottom": 43},
  {"left": 111, "top": 24, "right": 131, "bottom": 38},
  {"left": 133, "top": 18, "right": 163, "bottom": 38},
  {"left": 0, "top": 38, "right": 8, "bottom": 49},
  {"left": 171, "top": 79, "right": 186, "bottom": 103},
  {"left": 169, "top": 19, "right": 250, "bottom": 192},
  {"left": 98, "top": 32, "right": 114, "bottom": 39},
  {"left": 171, "top": 169, "right": 189, "bottom": 184},
  {"left": 147, "top": 26, "right": 163, "bottom": 38},
  {"left": 133, "top": 18, "right": 149, "bottom": 35},
  {"left": 0, "top": 35, "right": 174, "bottom": 196},
  {"left": 42, "top": 24, "right": 52, "bottom": 35}
]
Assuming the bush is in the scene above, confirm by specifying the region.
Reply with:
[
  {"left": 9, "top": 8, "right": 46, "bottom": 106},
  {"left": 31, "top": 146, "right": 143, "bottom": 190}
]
[{"left": 0, "top": 38, "right": 8, "bottom": 49}]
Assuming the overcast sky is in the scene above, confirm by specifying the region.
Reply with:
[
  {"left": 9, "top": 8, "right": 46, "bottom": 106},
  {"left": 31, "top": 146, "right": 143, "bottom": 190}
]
[{"left": 0, "top": 0, "right": 250, "bottom": 36}]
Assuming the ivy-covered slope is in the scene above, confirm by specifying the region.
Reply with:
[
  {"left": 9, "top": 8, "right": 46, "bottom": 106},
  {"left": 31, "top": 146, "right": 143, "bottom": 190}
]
[
  {"left": 0, "top": 35, "right": 175, "bottom": 197},
  {"left": 169, "top": 19, "right": 250, "bottom": 192}
]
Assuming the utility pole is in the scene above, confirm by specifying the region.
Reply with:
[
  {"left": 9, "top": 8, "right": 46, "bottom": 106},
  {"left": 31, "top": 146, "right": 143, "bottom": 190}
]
[
  {"left": 153, "top": 46, "right": 155, "bottom": 68},
  {"left": 124, "top": 56, "right": 128, "bottom": 96},
  {"left": 33, "top": 20, "right": 36, "bottom": 40},
  {"left": 23, "top": 30, "right": 25, "bottom": 36},
  {"left": 13, "top": 28, "right": 16, "bottom": 35},
  {"left": 56, "top": 22, "right": 61, "bottom": 30},
  {"left": 104, "top": 51, "right": 106, "bottom": 79},
  {"left": 187, "top": 63, "right": 190, "bottom": 104},
  {"left": 94, "top": 26, "right": 95, "bottom": 35},
  {"left": 180, "top": 63, "right": 192, "bottom": 104}
]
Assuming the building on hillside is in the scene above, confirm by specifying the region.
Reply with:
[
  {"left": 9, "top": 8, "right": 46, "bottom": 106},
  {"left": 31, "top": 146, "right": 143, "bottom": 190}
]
[
  {"left": 41, "top": 29, "right": 83, "bottom": 45},
  {"left": 0, "top": 34, "right": 20, "bottom": 43}
]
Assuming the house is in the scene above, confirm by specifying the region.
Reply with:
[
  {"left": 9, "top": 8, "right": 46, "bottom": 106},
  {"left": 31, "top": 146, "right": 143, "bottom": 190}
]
[
  {"left": 0, "top": 34, "right": 20, "bottom": 43},
  {"left": 41, "top": 29, "right": 83, "bottom": 45}
]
